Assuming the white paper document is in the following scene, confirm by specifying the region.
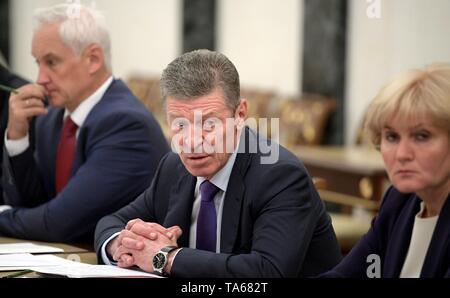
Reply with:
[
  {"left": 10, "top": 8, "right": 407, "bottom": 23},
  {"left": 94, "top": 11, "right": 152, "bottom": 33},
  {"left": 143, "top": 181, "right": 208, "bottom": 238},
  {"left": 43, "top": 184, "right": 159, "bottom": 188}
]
[
  {"left": 33, "top": 263, "right": 162, "bottom": 278},
  {"left": 0, "top": 254, "right": 58, "bottom": 271},
  {"left": 0, "top": 242, "right": 64, "bottom": 254},
  {"left": 0, "top": 253, "right": 161, "bottom": 278}
]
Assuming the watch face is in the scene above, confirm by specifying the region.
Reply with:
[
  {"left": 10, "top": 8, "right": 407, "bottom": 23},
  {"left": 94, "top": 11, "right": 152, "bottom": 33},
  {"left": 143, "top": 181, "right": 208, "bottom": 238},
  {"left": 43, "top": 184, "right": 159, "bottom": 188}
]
[{"left": 153, "top": 252, "right": 166, "bottom": 270}]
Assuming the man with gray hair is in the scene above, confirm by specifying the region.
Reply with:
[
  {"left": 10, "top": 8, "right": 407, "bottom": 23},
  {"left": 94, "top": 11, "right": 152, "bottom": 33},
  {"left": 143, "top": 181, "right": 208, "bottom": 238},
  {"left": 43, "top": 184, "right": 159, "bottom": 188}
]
[
  {"left": 0, "top": 4, "right": 169, "bottom": 242},
  {"left": 95, "top": 49, "right": 341, "bottom": 277}
]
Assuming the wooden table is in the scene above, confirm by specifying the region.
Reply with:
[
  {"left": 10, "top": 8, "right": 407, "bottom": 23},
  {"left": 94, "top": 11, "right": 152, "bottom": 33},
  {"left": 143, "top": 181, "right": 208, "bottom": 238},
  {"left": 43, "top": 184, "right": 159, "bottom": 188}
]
[
  {"left": 292, "top": 146, "right": 390, "bottom": 253},
  {"left": 293, "top": 145, "right": 388, "bottom": 210},
  {"left": 0, "top": 236, "right": 97, "bottom": 278}
]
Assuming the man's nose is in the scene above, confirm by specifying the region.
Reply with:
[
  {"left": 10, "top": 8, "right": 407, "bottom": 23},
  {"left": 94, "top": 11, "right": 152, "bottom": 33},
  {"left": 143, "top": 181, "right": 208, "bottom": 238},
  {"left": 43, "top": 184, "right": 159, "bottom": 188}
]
[
  {"left": 36, "top": 67, "right": 50, "bottom": 85},
  {"left": 185, "top": 124, "right": 204, "bottom": 151}
]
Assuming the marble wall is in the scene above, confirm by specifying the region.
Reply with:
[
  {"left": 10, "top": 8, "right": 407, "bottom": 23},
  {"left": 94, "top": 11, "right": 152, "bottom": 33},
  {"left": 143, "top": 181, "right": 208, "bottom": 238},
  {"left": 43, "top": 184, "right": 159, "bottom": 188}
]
[{"left": 302, "top": 0, "right": 347, "bottom": 145}]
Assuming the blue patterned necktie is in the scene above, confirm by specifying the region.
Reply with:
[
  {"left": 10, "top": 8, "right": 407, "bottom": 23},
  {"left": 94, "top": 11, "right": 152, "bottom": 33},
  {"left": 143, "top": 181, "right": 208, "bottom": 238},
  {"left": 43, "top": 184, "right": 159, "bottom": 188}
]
[{"left": 196, "top": 180, "right": 220, "bottom": 252}]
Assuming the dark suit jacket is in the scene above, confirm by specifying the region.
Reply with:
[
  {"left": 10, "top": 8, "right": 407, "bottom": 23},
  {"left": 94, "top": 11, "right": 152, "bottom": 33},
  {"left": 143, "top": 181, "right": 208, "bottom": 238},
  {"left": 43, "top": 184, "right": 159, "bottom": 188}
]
[
  {"left": 95, "top": 128, "right": 342, "bottom": 277},
  {"left": 322, "top": 186, "right": 450, "bottom": 277},
  {"left": 0, "top": 79, "right": 169, "bottom": 242},
  {"left": 0, "top": 66, "right": 29, "bottom": 204}
]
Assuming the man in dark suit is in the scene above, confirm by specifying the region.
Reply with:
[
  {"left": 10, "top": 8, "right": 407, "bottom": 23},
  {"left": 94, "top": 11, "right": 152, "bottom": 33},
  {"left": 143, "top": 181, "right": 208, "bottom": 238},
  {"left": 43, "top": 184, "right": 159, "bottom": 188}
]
[
  {"left": 95, "top": 49, "right": 341, "bottom": 277},
  {"left": 0, "top": 4, "right": 169, "bottom": 242},
  {"left": 0, "top": 64, "right": 29, "bottom": 204}
]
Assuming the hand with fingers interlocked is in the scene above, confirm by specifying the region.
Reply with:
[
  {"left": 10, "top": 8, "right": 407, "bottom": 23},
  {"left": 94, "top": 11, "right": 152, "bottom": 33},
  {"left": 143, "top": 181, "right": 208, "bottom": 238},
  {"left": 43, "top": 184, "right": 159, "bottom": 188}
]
[{"left": 107, "top": 219, "right": 182, "bottom": 273}]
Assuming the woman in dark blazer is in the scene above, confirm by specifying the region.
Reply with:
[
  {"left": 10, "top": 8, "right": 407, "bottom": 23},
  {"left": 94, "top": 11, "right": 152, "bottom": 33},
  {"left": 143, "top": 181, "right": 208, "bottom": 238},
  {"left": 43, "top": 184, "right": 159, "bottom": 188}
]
[{"left": 323, "top": 63, "right": 450, "bottom": 278}]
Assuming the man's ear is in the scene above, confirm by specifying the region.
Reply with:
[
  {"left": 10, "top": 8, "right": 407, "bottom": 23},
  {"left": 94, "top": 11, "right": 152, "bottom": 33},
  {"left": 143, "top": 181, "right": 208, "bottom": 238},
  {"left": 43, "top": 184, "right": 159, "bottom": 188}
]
[
  {"left": 233, "top": 99, "right": 248, "bottom": 131},
  {"left": 84, "top": 44, "right": 104, "bottom": 74},
  {"left": 235, "top": 98, "right": 248, "bottom": 120}
]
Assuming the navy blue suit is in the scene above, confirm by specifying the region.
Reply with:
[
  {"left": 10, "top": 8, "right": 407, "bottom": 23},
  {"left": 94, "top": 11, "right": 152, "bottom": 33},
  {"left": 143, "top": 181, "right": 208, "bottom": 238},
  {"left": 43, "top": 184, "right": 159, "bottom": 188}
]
[
  {"left": 0, "top": 79, "right": 169, "bottom": 242},
  {"left": 95, "top": 128, "right": 342, "bottom": 277},
  {"left": 322, "top": 186, "right": 450, "bottom": 277}
]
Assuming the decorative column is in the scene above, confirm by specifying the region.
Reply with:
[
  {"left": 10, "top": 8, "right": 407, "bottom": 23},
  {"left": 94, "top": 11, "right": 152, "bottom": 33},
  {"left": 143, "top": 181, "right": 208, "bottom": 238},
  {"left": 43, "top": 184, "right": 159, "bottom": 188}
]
[
  {"left": 183, "top": 0, "right": 216, "bottom": 53},
  {"left": 302, "top": 0, "right": 347, "bottom": 145},
  {"left": 0, "top": 0, "right": 9, "bottom": 63}
]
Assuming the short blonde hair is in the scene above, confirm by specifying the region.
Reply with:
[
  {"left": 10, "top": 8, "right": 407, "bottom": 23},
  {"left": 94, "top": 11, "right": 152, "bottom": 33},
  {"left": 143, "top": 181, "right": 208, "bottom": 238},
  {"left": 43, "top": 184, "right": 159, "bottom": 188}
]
[{"left": 364, "top": 63, "right": 450, "bottom": 147}]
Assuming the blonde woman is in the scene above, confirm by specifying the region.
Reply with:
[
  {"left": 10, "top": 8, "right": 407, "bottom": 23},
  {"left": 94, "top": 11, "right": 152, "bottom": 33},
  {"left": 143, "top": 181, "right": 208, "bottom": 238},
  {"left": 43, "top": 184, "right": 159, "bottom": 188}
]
[{"left": 323, "top": 63, "right": 450, "bottom": 278}]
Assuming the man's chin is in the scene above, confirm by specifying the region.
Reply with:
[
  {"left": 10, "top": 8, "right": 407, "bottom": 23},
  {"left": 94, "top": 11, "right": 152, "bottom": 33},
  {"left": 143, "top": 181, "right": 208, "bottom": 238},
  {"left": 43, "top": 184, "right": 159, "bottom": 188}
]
[
  {"left": 47, "top": 97, "right": 64, "bottom": 108},
  {"left": 184, "top": 165, "right": 214, "bottom": 179}
]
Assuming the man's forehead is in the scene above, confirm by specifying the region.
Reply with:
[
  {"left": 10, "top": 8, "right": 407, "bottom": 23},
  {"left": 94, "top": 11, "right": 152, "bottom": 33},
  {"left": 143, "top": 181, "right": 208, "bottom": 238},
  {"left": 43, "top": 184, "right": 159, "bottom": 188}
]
[
  {"left": 33, "top": 22, "right": 61, "bottom": 41},
  {"left": 167, "top": 98, "right": 228, "bottom": 112},
  {"left": 32, "top": 25, "right": 65, "bottom": 56}
]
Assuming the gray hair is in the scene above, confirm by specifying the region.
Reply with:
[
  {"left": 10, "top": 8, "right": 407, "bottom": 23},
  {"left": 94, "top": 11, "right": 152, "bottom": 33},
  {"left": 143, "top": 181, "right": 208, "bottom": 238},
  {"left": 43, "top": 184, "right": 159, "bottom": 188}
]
[
  {"left": 160, "top": 49, "right": 240, "bottom": 112},
  {"left": 33, "top": 4, "right": 112, "bottom": 71}
]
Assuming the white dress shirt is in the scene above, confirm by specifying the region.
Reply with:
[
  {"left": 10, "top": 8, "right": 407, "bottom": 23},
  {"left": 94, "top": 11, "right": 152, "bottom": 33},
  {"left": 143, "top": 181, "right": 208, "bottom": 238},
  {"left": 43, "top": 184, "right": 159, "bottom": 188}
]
[
  {"left": 168, "top": 144, "right": 239, "bottom": 264},
  {"left": 189, "top": 147, "right": 239, "bottom": 252},
  {"left": 400, "top": 201, "right": 439, "bottom": 278},
  {"left": 5, "top": 76, "right": 114, "bottom": 156}
]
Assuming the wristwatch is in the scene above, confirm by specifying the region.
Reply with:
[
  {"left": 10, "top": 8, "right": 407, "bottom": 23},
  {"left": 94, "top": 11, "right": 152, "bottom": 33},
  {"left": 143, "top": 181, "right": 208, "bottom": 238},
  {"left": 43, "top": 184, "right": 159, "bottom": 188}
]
[{"left": 152, "top": 246, "right": 178, "bottom": 275}]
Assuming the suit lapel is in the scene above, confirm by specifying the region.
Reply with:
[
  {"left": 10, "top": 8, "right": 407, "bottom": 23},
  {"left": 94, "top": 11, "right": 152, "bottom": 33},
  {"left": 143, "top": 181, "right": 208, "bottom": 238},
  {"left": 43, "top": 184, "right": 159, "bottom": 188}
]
[
  {"left": 163, "top": 171, "right": 197, "bottom": 247},
  {"left": 383, "top": 197, "right": 420, "bottom": 277},
  {"left": 220, "top": 157, "right": 247, "bottom": 253},
  {"left": 46, "top": 109, "right": 64, "bottom": 195},
  {"left": 421, "top": 194, "right": 450, "bottom": 277},
  {"left": 70, "top": 81, "right": 114, "bottom": 173},
  {"left": 220, "top": 129, "right": 253, "bottom": 253}
]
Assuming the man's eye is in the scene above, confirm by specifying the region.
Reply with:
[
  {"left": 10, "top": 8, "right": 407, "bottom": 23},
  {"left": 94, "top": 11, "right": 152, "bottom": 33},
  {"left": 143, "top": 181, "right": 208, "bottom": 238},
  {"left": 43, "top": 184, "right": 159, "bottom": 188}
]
[
  {"left": 46, "top": 59, "right": 56, "bottom": 67},
  {"left": 204, "top": 121, "right": 215, "bottom": 130},
  {"left": 172, "top": 120, "right": 188, "bottom": 131}
]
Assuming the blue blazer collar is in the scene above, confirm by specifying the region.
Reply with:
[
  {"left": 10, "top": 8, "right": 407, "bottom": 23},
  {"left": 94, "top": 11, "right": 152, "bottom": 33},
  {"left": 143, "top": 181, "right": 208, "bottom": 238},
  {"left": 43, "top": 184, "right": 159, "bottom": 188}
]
[
  {"left": 422, "top": 193, "right": 450, "bottom": 277},
  {"left": 383, "top": 195, "right": 420, "bottom": 277},
  {"left": 384, "top": 193, "right": 450, "bottom": 277}
]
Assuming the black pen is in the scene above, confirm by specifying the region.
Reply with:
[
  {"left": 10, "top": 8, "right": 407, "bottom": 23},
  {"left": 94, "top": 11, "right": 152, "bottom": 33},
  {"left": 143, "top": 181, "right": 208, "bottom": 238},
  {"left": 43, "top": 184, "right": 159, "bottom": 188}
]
[
  {"left": 4, "top": 269, "right": 33, "bottom": 278},
  {"left": 0, "top": 83, "right": 19, "bottom": 94},
  {"left": 0, "top": 83, "right": 48, "bottom": 105}
]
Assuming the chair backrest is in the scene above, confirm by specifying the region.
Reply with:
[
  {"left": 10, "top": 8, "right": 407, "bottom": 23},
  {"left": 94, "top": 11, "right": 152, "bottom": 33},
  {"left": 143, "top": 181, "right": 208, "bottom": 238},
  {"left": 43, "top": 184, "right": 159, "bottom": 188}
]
[
  {"left": 241, "top": 87, "right": 277, "bottom": 138},
  {"left": 278, "top": 94, "right": 337, "bottom": 147},
  {"left": 126, "top": 75, "right": 170, "bottom": 139}
]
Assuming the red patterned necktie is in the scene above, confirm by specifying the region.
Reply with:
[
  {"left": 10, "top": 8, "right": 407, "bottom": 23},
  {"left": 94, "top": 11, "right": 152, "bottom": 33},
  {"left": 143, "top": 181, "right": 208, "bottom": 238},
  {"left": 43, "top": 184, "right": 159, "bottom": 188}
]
[{"left": 55, "top": 116, "right": 78, "bottom": 194}]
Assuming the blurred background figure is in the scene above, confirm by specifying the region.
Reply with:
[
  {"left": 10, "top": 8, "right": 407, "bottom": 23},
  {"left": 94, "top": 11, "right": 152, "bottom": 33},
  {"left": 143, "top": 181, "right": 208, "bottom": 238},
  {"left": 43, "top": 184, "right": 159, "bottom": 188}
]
[
  {"left": 322, "top": 63, "right": 450, "bottom": 278},
  {"left": 0, "top": 54, "right": 29, "bottom": 204}
]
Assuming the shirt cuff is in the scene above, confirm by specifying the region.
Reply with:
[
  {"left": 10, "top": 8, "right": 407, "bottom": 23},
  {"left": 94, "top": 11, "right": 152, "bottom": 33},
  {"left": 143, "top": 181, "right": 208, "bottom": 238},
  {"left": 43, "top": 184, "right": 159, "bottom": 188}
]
[
  {"left": 100, "top": 232, "right": 120, "bottom": 265},
  {"left": 171, "top": 248, "right": 182, "bottom": 262},
  {"left": 0, "top": 205, "right": 12, "bottom": 214},
  {"left": 165, "top": 247, "right": 182, "bottom": 274},
  {"left": 4, "top": 130, "right": 29, "bottom": 157}
]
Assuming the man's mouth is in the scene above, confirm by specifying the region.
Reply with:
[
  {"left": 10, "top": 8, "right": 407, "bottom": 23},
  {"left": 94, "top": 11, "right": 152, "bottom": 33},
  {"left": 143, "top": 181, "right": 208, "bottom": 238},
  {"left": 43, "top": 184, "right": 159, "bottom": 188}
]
[{"left": 186, "top": 154, "right": 209, "bottom": 160}]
